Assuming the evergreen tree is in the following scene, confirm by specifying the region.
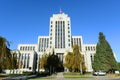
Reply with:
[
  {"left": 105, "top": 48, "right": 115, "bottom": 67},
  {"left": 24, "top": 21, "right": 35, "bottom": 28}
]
[
  {"left": 118, "top": 62, "right": 120, "bottom": 71},
  {"left": 93, "top": 32, "right": 118, "bottom": 72},
  {"left": 41, "top": 49, "right": 62, "bottom": 74}
]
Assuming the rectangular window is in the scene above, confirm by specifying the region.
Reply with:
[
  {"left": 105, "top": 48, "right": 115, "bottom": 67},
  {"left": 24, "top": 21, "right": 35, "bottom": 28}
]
[
  {"left": 33, "top": 47, "right": 35, "bottom": 50},
  {"left": 20, "top": 47, "right": 22, "bottom": 50},
  {"left": 68, "top": 43, "right": 70, "bottom": 47},
  {"left": 68, "top": 39, "right": 70, "bottom": 42},
  {"left": 68, "top": 35, "right": 70, "bottom": 37},
  {"left": 51, "top": 21, "right": 53, "bottom": 24},
  {"left": 86, "top": 47, "right": 87, "bottom": 51}
]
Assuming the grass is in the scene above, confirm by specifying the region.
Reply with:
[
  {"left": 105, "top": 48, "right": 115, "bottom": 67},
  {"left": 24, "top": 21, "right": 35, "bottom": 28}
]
[
  {"left": 64, "top": 75, "right": 93, "bottom": 79},
  {"left": 107, "top": 73, "right": 120, "bottom": 78},
  {"left": 63, "top": 72, "right": 93, "bottom": 79}
]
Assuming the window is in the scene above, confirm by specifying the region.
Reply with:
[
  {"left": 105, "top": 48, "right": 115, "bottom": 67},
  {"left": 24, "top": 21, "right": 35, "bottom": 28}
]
[
  {"left": 51, "top": 21, "right": 53, "bottom": 24},
  {"left": 50, "top": 37, "right": 52, "bottom": 40},
  {"left": 86, "top": 47, "right": 87, "bottom": 51},
  {"left": 50, "top": 33, "right": 52, "bottom": 36},
  {"left": 50, "top": 41, "right": 52, "bottom": 44},
  {"left": 91, "top": 47, "right": 93, "bottom": 51},
  {"left": 33, "top": 47, "right": 35, "bottom": 50},
  {"left": 63, "top": 21, "right": 65, "bottom": 26},
  {"left": 30, "top": 47, "right": 32, "bottom": 50},
  {"left": 88, "top": 47, "right": 90, "bottom": 51},
  {"left": 41, "top": 49, "right": 43, "bottom": 52},
  {"left": 23, "top": 47, "right": 25, "bottom": 51},
  {"left": 68, "top": 35, "right": 70, "bottom": 37},
  {"left": 25, "top": 47, "right": 27, "bottom": 50},
  {"left": 28, "top": 47, "right": 30, "bottom": 51},
  {"left": 68, "top": 27, "right": 70, "bottom": 29},
  {"left": 68, "top": 39, "right": 70, "bottom": 42},
  {"left": 93, "top": 47, "right": 95, "bottom": 51},
  {"left": 68, "top": 43, "right": 70, "bottom": 47},
  {"left": 20, "top": 47, "right": 22, "bottom": 50}
]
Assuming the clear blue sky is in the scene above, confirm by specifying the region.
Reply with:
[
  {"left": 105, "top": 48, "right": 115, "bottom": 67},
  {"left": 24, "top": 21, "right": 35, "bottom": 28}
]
[{"left": 0, "top": 0, "right": 120, "bottom": 62}]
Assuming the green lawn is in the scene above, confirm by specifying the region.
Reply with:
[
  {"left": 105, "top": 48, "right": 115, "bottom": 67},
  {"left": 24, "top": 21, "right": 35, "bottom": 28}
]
[
  {"left": 63, "top": 72, "right": 93, "bottom": 79},
  {"left": 64, "top": 75, "right": 93, "bottom": 78}
]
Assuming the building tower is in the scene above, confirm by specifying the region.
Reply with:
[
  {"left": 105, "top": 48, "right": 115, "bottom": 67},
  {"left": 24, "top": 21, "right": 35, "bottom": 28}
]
[
  {"left": 49, "top": 11, "right": 72, "bottom": 50},
  {"left": 48, "top": 10, "right": 72, "bottom": 63}
]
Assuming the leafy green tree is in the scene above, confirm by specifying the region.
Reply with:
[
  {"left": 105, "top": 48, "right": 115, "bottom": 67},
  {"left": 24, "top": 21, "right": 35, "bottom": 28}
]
[
  {"left": 0, "top": 36, "right": 12, "bottom": 72},
  {"left": 93, "top": 32, "right": 118, "bottom": 72},
  {"left": 64, "top": 52, "right": 74, "bottom": 71},
  {"left": 40, "top": 53, "right": 48, "bottom": 69},
  {"left": 64, "top": 45, "right": 86, "bottom": 72},
  {"left": 11, "top": 52, "right": 18, "bottom": 69}
]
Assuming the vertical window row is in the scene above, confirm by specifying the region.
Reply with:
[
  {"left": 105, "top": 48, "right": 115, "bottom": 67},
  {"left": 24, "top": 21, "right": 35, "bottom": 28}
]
[
  {"left": 63, "top": 21, "right": 65, "bottom": 48},
  {"left": 16, "top": 53, "right": 30, "bottom": 69},
  {"left": 71, "top": 37, "right": 82, "bottom": 51},
  {"left": 55, "top": 21, "right": 57, "bottom": 48},
  {"left": 55, "top": 21, "right": 65, "bottom": 48},
  {"left": 79, "top": 38, "right": 82, "bottom": 51},
  {"left": 39, "top": 38, "right": 49, "bottom": 52}
]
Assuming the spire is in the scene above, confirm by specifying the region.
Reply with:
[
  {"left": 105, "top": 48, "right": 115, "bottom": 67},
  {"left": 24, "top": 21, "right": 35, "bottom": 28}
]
[{"left": 60, "top": 8, "right": 62, "bottom": 14}]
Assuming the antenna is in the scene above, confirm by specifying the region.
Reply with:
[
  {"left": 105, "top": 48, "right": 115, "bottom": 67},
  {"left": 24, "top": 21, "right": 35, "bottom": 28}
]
[{"left": 60, "top": 8, "right": 62, "bottom": 14}]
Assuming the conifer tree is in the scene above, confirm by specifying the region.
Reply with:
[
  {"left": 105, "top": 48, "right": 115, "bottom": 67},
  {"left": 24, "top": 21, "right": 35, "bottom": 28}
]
[{"left": 93, "top": 32, "right": 118, "bottom": 72}]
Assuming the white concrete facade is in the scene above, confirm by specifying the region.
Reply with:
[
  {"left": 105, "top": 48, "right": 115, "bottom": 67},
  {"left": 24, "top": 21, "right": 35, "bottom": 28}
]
[{"left": 17, "top": 12, "right": 96, "bottom": 72}]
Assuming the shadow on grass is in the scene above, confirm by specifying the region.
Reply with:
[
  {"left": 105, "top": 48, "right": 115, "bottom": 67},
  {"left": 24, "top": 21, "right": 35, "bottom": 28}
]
[{"left": 29, "top": 72, "right": 57, "bottom": 80}]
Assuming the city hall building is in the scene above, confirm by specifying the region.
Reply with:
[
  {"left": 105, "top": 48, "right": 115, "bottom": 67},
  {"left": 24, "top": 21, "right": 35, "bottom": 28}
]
[{"left": 16, "top": 11, "right": 96, "bottom": 72}]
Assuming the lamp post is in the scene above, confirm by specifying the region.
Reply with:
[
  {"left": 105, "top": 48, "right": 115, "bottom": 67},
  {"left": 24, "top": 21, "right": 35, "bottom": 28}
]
[
  {"left": 38, "top": 54, "right": 40, "bottom": 73},
  {"left": 80, "top": 62, "right": 82, "bottom": 75}
]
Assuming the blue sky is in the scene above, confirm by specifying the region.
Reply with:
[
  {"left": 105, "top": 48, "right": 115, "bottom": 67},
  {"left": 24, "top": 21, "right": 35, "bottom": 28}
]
[{"left": 0, "top": 0, "right": 120, "bottom": 62}]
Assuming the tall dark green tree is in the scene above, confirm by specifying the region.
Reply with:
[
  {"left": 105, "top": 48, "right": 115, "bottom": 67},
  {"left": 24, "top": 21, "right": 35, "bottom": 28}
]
[
  {"left": 118, "top": 62, "right": 120, "bottom": 71},
  {"left": 93, "top": 32, "right": 118, "bottom": 72},
  {"left": 44, "top": 49, "right": 62, "bottom": 74}
]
